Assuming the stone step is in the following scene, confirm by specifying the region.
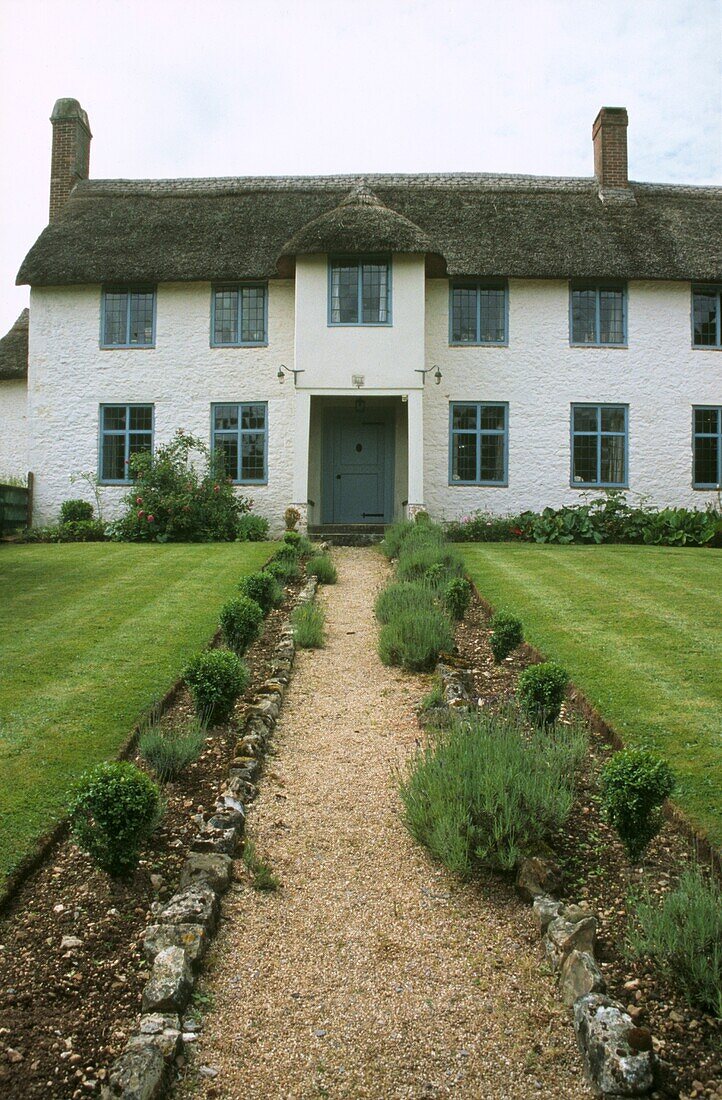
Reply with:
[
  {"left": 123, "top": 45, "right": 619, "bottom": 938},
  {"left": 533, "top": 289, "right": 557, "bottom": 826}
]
[{"left": 308, "top": 523, "right": 387, "bottom": 546}]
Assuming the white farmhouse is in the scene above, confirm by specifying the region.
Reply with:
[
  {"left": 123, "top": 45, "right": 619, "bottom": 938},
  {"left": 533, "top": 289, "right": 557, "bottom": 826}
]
[{"left": 1, "top": 99, "right": 720, "bottom": 533}]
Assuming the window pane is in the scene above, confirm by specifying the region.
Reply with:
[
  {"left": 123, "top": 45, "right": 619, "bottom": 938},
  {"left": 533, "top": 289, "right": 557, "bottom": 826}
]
[
  {"left": 128, "top": 291, "right": 154, "bottom": 345},
  {"left": 571, "top": 288, "right": 597, "bottom": 343},
  {"left": 480, "top": 434, "right": 505, "bottom": 482},
  {"left": 331, "top": 263, "right": 358, "bottom": 323},
  {"left": 216, "top": 436, "right": 239, "bottom": 480},
  {"left": 128, "top": 432, "right": 151, "bottom": 476},
  {"left": 573, "top": 406, "right": 598, "bottom": 433},
  {"left": 479, "top": 405, "right": 505, "bottom": 431},
  {"left": 241, "top": 286, "right": 266, "bottom": 343},
  {"left": 479, "top": 287, "right": 505, "bottom": 342},
  {"left": 452, "top": 405, "right": 477, "bottom": 431},
  {"left": 241, "top": 433, "right": 266, "bottom": 480},
  {"left": 102, "top": 405, "right": 126, "bottom": 431},
  {"left": 129, "top": 406, "right": 153, "bottom": 432},
  {"left": 693, "top": 292, "right": 719, "bottom": 346},
  {"left": 601, "top": 435, "right": 626, "bottom": 484},
  {"left": 215, "top": 404, "right": 238, "bottom": 432},
  {"left": 572, "top": 435, "right": 598, "bottom": 483},
  {"left": 601, "top": 406, "right": 625, "bottom": 433},
  {"left": 599, "top": 288, "right": 625, "bottom": 344},
  {"left": 361, "top": 262, "right": 388, "bottom": 323},
  {"left": 451, "top": 287, "right": 477, "bottom": 342},
  {"left": 694, "top": 436, "right": 719, "bottom": 485},
  {"left": 241, "top": 404, "right": 266, "bottom": 431},
  {"left": 694, "top": 407, "right": 720, "bottom": 435},
  {"left": 451, "top": 434, "right": 477, "bottom": 481},
  {"left": 103, "top": 292, "right": 127, "bottom": 345},
  {"left": 214, "top": 289, "right": 238, "bottom": 344},
  {"left": 102, "top": 434, "right": 126, "bottom": 480}
]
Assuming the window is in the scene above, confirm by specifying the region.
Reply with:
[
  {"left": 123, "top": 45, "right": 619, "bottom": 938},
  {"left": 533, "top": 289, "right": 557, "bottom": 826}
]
[
  {"left": 211, "top": 403, "right": 267, "bottom": 483},
  {"left": 101, "top": 287, "right": 155, "bottom": 347},
  {"left": 450, "top": 281, "right": 507, "bottom": 344},
  {"left": 693, "top": 407, "right": 722, "bottom": 487},
  {"left": 449, "top": 403, "right": 508, "bottom": 485},
  {"left": 211, "top": 284, "right": 267, "bottom": 346},
  {"left": 329, "top": 257, "right": 391, "bottom": 325},
  {"left": 99, "top": 404, "right": 153, "bottom": 482},
  {"left": 570, "top": 282, "right": 627, "bottom": 346},
  {"left": 692, "top": 286, "right": 722, "bottom": 347},
  {"left": 571, "top": 404, "right": 628, "bottom": 487}
]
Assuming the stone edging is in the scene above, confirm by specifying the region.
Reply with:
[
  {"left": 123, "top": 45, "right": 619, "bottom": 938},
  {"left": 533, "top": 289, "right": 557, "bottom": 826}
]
[{"left": 102, "top": 575, "right": 319, "bottom": 1099}]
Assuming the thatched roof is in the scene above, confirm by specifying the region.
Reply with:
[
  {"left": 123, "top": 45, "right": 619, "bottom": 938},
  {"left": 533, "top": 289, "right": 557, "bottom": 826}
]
[
  {"left": 16, "top": 174, "right": 722, "bottom": 286},
  {"left": 0, "top": 309, "right": 28, "bottom": 380}
]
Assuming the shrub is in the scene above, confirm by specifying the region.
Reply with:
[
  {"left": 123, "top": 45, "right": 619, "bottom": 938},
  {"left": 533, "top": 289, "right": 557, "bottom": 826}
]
[
  {"left": 68, "top": 762, "right": 160, "bottom": 878},
  {"left": 275, "top": 542, "right": 301, "bottom": 562},
  {"left": 600, "top": 749, "right": 675, "bottom": 862},
  {"left": 284, "top": 506, "right": 301, "bottom": 531},
  {"left": 380, "top": 520, "right": 415, "bottom": 559},
  {"left": 239, "top": 571, "right": 283, "bottom": 615},
  {"left": 306, "top": 553, "right": 337, "bottom": 584},
  {"left": 378, "top": 605, "right": 455, "bottom": 672},
  {"left": 374, "top": 581, "right": 437, "bottom": 624},
  {"left": 291, "top": 603, "right": 325, "bottom": 648},
  {"left": 264, "top": 556, "right": 301, "bottom": 583},
  {"left": 517, "top": 661, "right": 568, "bottom": 725},
  {"left": 398, "top": 709, "right": 587, "bottom": 876},
  {"left": 60, "top": 499, "right": 94, "bottom": 523},
  {"left": 25, "top": 520, "right": 107, "bottom": 543},
  {"left": 626, "top": 867, "right": 722, "bottom": 1016},
  {"left": 444, "top": 577, "right": 472, "bottom": 620},
  {"left": 420, "top": 679, "right": 445, "bottom": 712},
  {"left": 139, "top": 718, "right": 207, "bottom": 783},
  {"left": 219, "top": 595, "right": 264, "bottom": 654},
  {"left": 236, "top": 514, "right": 269, "bottom": 542},
  {"left": 423, "top": 562, "right": 448, "bottom": 589},
  {"left": 445, "top": 512, "right": 531, "bottom": 543},
  {"left": 183, "top": 649, "right": 249, "bottom": 723},
  {"left": 283, "top": 531, "right": 313, "bottom": 555},
  {"left": 490, "top": 611, "right": 524, "bottom": 662},
  {"left": 396, "top": 542, "right": 463, "bottom": 584}
]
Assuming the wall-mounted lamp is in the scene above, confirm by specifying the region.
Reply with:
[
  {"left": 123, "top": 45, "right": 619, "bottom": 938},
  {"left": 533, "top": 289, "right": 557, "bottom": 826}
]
[
  {"left": 415, "top": 365, "right": 443, "bottom": 386},
  {"left": 277, "top": 364, "right": 305, "bottom": 385}
]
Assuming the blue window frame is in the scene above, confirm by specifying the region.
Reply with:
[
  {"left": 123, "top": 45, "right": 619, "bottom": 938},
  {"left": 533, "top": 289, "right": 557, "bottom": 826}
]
[
  {"left": 211, "top": 284, "right": 268, "bottom": 346},
  {"left": 571, "top": 404, "right": 628, "bottom": 487},
  {"left": 449, "top": 281, "right": 508, "bottom": 345},
  {"left": 449, "top": 402, "right": 508, "bottom": 486},
  {"left": 570, "top": 282, "right": 627, "bottom": 346},
  {"left": 211, "top": 403, "right": 268, "bottom": 484},
  {"left": 692, "top": 286, "right": 722, "bottom": 348},
  {"left": 692, "top": 406, "right": 722, "bottom": 488},
  {"left": 101, "top": 287, "right": 156, "bottom": 348},
  {"left": 328, "top": 256, "right": 391, "bottom": 325},
  {"left": 99, "top": 404, "right": 153, "bottom": 483}
]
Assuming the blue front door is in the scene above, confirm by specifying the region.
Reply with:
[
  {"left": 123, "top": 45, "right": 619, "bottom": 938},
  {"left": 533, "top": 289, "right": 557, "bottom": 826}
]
[{"left": 324, "top": 411, "right": 393, "bottom": 523}]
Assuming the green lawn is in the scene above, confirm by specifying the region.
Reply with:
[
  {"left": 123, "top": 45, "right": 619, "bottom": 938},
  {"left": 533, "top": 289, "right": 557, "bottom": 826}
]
[
  {"left": 459, "top": 544, "right": 722, "bottom": 848},
  {"left": 0, "top": 542, "right": 272, "bottom": 884}
]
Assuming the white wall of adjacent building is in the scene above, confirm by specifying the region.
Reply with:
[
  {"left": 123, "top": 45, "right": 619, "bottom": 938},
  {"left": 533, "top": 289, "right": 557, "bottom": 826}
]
[{"left": 0, "top": 379, "right": 29, "bottom": 479}]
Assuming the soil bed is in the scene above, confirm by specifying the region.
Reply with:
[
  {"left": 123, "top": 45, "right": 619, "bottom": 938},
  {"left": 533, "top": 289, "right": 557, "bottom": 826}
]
[
  {"left": 0, "top": 578, "right": 301, "bottom": 1100},
  {"left": 454, "top": 596, "right": 722, "bottom": 1100}
]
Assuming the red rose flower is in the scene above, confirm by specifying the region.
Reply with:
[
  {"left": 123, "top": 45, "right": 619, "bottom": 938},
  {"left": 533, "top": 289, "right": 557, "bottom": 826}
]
[
  {"left": 213, "top": 485, "right": 220, "bottom": 493},
  {"left": 136, "top": 496, "right": 143, "bottom": 505},
  {"left": 147, "top": 514, "right": 155, "bottom": 522},
  {"left": 137, "top": 510, "right": 145, "bottom": 519}
]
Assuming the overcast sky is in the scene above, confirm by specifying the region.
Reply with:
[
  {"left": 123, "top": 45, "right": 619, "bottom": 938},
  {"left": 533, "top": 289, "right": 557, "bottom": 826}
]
[{"left": 0, "top": 0, "right": 720, "bottom": 333}]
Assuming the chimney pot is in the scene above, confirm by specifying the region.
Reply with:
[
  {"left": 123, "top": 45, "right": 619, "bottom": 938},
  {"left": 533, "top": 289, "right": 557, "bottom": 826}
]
[
  {"left": 592, "top": 106, "right": 629, "bottom": 191},
  {"left": 49, "top": 98, "right": 92, "bottom": 222}
]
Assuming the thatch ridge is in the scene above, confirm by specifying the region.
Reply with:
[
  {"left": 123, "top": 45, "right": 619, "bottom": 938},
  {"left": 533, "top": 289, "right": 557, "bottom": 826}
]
[{"left": 0, "top": 309, "right": 29, "bottom": 380}]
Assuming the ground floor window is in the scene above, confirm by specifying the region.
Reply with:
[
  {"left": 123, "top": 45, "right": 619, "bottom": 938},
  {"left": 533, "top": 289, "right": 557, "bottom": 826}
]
[
  {"left": 693, "top": 406, "right": 722, "bottom": 488},
  {"left": 449, "top": 402, "right": 508, "bottom": 485},
  {"left": 571, "top": 403, "right": 628, "bottom": 487},
  {"left": 211, "top": 403, "right": 268, "bottom": 483},
  {"left": 99, "top": 404, "right": 153, "bottom": 483}
]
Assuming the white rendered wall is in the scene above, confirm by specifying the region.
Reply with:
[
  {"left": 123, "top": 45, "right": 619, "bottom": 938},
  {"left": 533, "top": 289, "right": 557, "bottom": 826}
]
[
  {"left": 27, "top": 282, "right": 295, "bottom": 528},
  {"left": 0, "top": 379, "right": 29, "bottom": 479},
  {"left": 423, "top": 279, "right": 722, "bottom": 519}
]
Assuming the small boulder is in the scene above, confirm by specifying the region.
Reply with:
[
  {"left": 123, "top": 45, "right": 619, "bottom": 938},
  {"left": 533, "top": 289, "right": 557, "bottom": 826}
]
[
  {"left": 179, "top": 852, "right": 232, "bottom": 893},
  {"left": 141, "top": 947, "right": 192, "bottom": 1014},
  {"left": 560, "top": 950, "right": 606, "bottom": 1006},
  {"left": 546, "top": 915, "right": 597, "bottom": 972},
  {"left": 60, "top": 935, "right": 84, "bottom": 951},
  {"left": 574, "top": 994, "right": 655, "bottom": 1096},
  {"left": 142, "top": 923, "right": 207, "bottom": 967},
  {"left": 133, "top": 1015, "right": 182, "bottom": 1061},
  {"left": 532, "top": 895, "right": 562, "bottom": 935},
  {"left": 159, "top": 884, "right": 219, "bottom": 932},
  {"left": 515, "top": 856, "right": 563, "bottom": 901},
  {"left": 104, "top": 1042, "right": 165, "bottom": 1099}
]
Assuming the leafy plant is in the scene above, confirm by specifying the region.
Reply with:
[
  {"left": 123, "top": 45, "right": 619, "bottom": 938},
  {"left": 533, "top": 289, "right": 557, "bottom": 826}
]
[
  {"left": 420, "top": 679, "right": 445, "bottom": 712},
  {"left": 282, "top": 530, "right": 313, "bottom": 555},
  {"left": 489, "top": 611, "right": 524, "bottom": 662},
  {"left": 626, "top": 867, "right": 722, "bottom": 1016},
  {"left": 374, "top": 581, "right": 437, "bottom": 624},
  {"left": 183, "top": 648, "right": 249, "bottom": 723},
  {"left": 395, "top": 542, "right": 463, "bottom": 584},
  {"left": 398, "top": 709, "right": 587, "bottom": 876},
  {"left": 243, "top": 839, "right": 280, "bottom": 891},
  {"left": 239, "top": 571, "right": 283, "bottom": 615},
  {"left": 445, "top": 512, "right": 530, "bottom": 543},
  {"left": 284, "top": 506, "right": 301, "bottom": 531},
  {"left": 443, "top": 577, "right": 472, "bottom": 620},
  {"left": 236, "top": 514, "right": 270, "bottom": 542},
  {"left": 600, "top": 748, "right": 675, "bottom": 861},
  {"left": 291, "top": 604, "right": 325, "bottom": 648},
  {"left": 378, "top": 605, "right": 455, "bottom": 672},
  {"left": 264, "top": 556, "right": 301, "bottom": 583},
  {"left": 24, "top": 520, "right": 107, "bottom": 543},
  {"left": 60, "top": 499, "right": 94, "bottom": 523},
  {"left": 306, "top": 553, "right": 337, "bottom": 584},
  {"left": 139, "top": 716, "right": 207, "bottom": 782},
  {"left": 517, "top": 661, "right": 568, "bottom": 725},
  {"left": 68, "top": 762, "right": 160, "bottom": 878},
  {"left": 219, "top": 595, "right": 264, "bottom": 654}
]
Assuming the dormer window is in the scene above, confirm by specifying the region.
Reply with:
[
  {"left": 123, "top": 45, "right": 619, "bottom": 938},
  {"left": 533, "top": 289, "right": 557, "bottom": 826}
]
[
  {"left": 101, "top": 287, "right": 155, "bottom": 348},
  {"left": 329, "top": 257, "right": 391, "bottom": 325}
]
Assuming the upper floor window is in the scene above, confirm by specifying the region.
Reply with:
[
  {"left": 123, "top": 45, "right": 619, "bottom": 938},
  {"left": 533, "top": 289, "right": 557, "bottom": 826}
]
[
  {"left": 99, "top": 404, "right": 153, "bottom": 483},
  {"left": 211, "top": 403, "right": 268, "bottom": 484},
  {"left": 571, "top": 403, "right": 628, "bottom": 487},
  {"left": 693, "top": 406, "right": 722, "bottom": 488},
  {"left": 692, "top": 286, "right": 722, "bottom": 347},
  {"left": 449, "top": 402, "right": 508, "bottom": 486},
  {"left": 570, "top": 282, "right": 627, "bottom": 346},
  {"left": 211, "top": 284, "right": 267, "bottom": 346},
  {"left": 101, "top": 287, "right": 155, "bottom": 348},
  {"left": 450, "top": 281, "right": 507, "bottom": 345},
  {"left": 329, "top": 256, "right": 391, "bottom": 325}
]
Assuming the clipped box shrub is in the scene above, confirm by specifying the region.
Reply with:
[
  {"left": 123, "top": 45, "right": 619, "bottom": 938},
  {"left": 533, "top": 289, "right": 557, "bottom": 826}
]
[
  {"left": 601, "top": 748, "right": 675, "bottom": 862},
  {"left": 139, "top": 718, "right": 207, "bottom": 783},
  {"left": 444, "top": 577, "right": 472, "bottom": 620},
  {"left": 489, "top": 611, "right": 524, "bottom": 662},
  {"left": 68, "top": 761, "right": 160, "bottom": 878},
  {"left": 237, "top": 514, "right": 269, "bottom": 542},
  {"left": 282, "top": 531, "right": 313, "bottom": 556},
  {"left": 291, "top": 603, "right": 325, "bottom": 648},
  {"left": 378, "top": 605, "right": 454, "bottom": 672},
  {"left": 183, "top": 648, "right": 249, "bottom": 724},
  {"left": 60, "top": 498, "right": 94, "bottom": 523},
  {"left": 306, "top": 553, "right": 337, "bottom": 584},
  {"left": 219, "top": 595, "right": 264, "bottom": 654},
  {"left": 517, "top": 661, "right": 568, "bottom": 725},
  {"left": 374, "top": 580, "right": 437, "bottom": 625},
  {"left": 239, "top": 571, "right": 283, "bottom": 615}
]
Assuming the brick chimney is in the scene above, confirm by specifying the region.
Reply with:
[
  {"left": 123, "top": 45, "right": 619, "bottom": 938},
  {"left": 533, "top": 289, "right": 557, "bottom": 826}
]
[
  {"left": 592, "top": 107, "right": 629, "bottom": 191},
  {"left": 49, "top": 98, "right": 92, "bottom": 222}
]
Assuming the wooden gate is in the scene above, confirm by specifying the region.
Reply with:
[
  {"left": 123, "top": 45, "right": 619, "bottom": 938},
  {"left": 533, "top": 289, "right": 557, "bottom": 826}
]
[{"left": 0, "top": 473, "right": 33, "bottom": 536}]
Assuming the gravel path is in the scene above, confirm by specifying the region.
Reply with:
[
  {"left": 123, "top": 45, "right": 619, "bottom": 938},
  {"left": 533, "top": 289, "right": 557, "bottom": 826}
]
[{"left": 180, "top": 548, "right": 591, "bottom": 1099}]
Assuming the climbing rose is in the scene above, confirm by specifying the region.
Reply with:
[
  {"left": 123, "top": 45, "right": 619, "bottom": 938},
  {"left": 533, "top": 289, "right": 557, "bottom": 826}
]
[
  {"left": 137, "top": 510, "right": 145, "bottom": 519},
  {"left": 213, "top": 485, "right": 220, "bottom": 493},
  {"left": 147, "top": 514, "right": 155, "bottom": 523},
  {"left": 136, "top": 496, "right": 143, "bottom": 505}
]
